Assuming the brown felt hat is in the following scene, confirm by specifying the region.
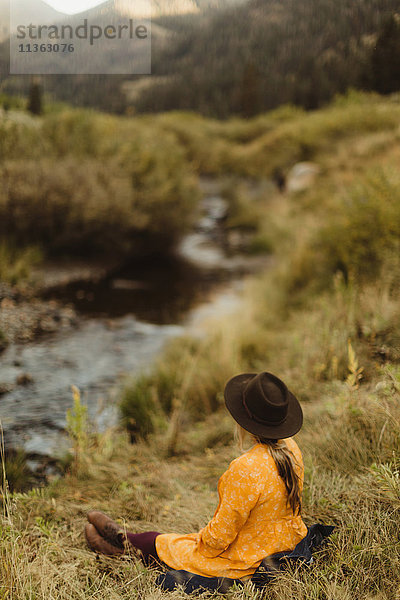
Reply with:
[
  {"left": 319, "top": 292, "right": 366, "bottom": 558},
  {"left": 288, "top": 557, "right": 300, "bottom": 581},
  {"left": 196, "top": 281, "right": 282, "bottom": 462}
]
[{"left": 224, "top": 372, "right": 303, "bottom": 439}]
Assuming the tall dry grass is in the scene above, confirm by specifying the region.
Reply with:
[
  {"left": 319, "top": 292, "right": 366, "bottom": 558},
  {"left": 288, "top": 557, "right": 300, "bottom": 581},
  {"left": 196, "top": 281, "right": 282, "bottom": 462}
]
[
  {"left": 0, "top": 109, "right": 199, "bottom": 260},
  {"left": 2, "top": 365, "right": 400, "bottom": 599},
  {"left": 0, "top": 242, "right": 41, "bottom": 285}
]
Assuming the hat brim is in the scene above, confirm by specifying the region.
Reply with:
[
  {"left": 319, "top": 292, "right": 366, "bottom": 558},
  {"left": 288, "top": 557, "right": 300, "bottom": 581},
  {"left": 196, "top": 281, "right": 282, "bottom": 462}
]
[{"left": 224, "top": 373, "right": 303, "bottom": 439}]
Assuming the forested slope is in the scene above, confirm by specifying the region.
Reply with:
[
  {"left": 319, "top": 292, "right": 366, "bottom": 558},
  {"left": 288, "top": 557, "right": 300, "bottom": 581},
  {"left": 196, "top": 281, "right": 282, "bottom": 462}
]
[{"left": 1, "top": 0, "right": 399, "bottom": 115}]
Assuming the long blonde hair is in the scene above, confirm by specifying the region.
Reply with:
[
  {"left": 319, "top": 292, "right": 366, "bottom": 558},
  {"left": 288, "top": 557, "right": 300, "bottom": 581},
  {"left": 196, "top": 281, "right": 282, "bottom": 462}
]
[{"left": 235, "top": 424, "right": 302, "bottom": 516}]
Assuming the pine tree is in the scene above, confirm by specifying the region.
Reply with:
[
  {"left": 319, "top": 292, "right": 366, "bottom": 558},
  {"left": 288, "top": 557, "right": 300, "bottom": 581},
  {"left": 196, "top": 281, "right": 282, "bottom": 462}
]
[
  {"left": 240, "top": 63, "right": 260, "bottom": 118},
  {"left": 28, "top": 81, "right": 43, "bottom": 115}
]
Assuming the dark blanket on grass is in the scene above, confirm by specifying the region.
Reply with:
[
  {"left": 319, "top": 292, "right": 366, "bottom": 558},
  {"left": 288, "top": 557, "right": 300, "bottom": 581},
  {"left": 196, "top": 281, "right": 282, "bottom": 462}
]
[{"left": 156, "top": 524, "right": 334, "bottom": 595}]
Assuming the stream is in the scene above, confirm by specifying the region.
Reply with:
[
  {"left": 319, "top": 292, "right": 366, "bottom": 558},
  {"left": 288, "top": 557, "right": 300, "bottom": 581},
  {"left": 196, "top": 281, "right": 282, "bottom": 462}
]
[{"left": 0, "top": 180, "right": 265, "bottom": 471}]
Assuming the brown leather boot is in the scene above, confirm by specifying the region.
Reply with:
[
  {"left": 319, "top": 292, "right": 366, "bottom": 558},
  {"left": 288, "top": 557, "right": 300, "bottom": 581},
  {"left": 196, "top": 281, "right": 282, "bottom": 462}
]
[
  {"left": 85, "top": 523, "right": 124, "bottom": 556},
  {"left": 87, "top": 511, "right": 125, "bottom": 550}
]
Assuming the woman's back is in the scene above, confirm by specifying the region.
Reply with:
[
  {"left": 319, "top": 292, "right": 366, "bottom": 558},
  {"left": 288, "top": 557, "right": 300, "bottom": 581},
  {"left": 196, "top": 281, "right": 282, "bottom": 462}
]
[
  {"left": 85, "top": 372, "right": 308, "bottom": 581},
  {"left": 155, "top": 437, "right": 307, "bottom": 579}
]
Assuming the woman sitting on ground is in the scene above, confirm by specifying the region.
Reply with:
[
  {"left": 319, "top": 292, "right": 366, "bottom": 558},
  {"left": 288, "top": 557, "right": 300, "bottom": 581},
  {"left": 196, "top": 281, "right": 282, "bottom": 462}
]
[{"left": 85, "top": 371, "right": 308, "bottom": 580}]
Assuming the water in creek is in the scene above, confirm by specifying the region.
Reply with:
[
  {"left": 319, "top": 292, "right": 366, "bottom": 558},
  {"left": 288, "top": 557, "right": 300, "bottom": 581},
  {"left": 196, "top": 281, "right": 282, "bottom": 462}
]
[{"left": 0, "top": 191, "right": 257, "bottom": 464}]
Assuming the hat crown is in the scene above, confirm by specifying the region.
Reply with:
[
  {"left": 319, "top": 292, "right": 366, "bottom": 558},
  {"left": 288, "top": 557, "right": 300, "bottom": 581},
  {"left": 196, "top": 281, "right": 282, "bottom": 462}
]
[
  {"left": 243, "top": 372, "right": 289, "bottom": 426},
  {"left": 224, "top": 370, "right": 303, "bottom": 438}
]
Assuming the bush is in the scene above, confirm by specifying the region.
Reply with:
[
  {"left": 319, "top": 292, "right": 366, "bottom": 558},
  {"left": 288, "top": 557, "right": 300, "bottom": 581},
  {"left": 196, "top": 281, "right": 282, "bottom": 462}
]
[
  {"left": 318, "top": 170, "right": 400, "bottom": 281},
  {"left": 116, "top": 127, "right": 200, "bottom": 244},
  {"left": 0, "top": 109, "right": 199, "bottom": 259},
  {"left": 120, "top": 375, "right": 158, "bottom": 442},
  {"left": 0, "top": 242, "right": 41, "bottom": 284},
  {"left": 41, "top": 110, "right": 114, "bottom": 157},
  {"left": 0, "top": 159, "right": 134, "bottom": 256},
  {"left": 286, "top": 169, "right": 400, "bottom": 294},
  {"left": 0, "top": 94, "right": 26, "bottom": 111},
  {"left": 2, "top": 449, "right": 32, "bottom": 492},
  {"left": 0, "top": 118, "right": 42, "bottom": 162},
  {"left": 0, "top": 153, "right": 198, "bottom": 257}
]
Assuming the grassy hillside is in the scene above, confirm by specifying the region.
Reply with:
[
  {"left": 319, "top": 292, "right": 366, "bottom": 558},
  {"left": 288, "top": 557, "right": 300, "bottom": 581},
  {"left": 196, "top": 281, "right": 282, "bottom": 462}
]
[{"left": 2, "top": 93, "right": 400, "bottom": 599}]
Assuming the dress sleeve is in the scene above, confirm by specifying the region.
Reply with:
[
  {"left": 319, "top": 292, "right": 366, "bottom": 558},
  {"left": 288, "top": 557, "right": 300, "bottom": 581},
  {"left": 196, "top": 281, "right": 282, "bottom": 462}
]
[{"left": 198, "top": 459, "right": 261, "bottom": 558}]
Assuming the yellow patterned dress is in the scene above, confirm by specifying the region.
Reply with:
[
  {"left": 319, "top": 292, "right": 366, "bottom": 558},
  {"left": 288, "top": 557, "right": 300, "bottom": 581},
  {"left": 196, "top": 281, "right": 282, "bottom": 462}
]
[{"left": 155, "top": 438, "right": 307, "bottom": 579}]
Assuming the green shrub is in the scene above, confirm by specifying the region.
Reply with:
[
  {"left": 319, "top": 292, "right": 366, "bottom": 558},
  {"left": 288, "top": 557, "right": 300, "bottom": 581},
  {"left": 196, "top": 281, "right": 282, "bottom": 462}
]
[
  {"left": 0, "top": 109, "right": 199, "bottom": 259},
  {"left": 224, "top": 185, "right": 261, "bottom": 232},
  {"left": 2, "top": 449, "right": 32, "bottom": 493},
  {"left": 0, "top": 118, "right": 42, "bottom": 162},
  {"left": 286, "top": 169, "right": 400, "bottom": 295},
  {"left": 66, "top": 386, "right": 89, "bottom": 473},
  {"left": 0, "top": 94, "right": 26, "bottom": 111},
  {"left": 221, "top": 181, "right": 278, "bottom": 254},
  {"left": 120, "top": 375, "right": 158, "bottom": 442},
  {"left": 318, "top": 170, "right": 400, "bottom": 281},
  {"left": 116, "top": 128, "right": 200, "bottom": 243},
  {"left": 247, "top": 233, "right": 274, "bottom": 255},
  {"left": 0, "top": 153, "right": 198, "bottom": 257},
  {"left": 41, "top": 110, "right": 106, "bottom": 157},
  {"left": 0, "top": 242, "right": 41, "bottom": 284},
  {"left": 0, "top": 159, "right": 133, "bottom": 256}
]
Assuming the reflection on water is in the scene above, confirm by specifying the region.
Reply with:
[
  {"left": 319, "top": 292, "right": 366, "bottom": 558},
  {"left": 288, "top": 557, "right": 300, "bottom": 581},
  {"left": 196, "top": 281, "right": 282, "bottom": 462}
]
[{"left": 45, "top": 254, "right": 230, "bottom": 324}]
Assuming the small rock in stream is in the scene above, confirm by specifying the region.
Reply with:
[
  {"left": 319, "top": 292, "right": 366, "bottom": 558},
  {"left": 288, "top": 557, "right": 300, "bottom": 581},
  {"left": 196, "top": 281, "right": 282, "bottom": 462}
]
[
  {"left": 39, "top": 316, "right": 59, "bottom": 333},
  {"left": 0, "top": 383, "right": 15, "bottom": 396},
  {"left": 16, "top": 373, "right": 34, "bottom": 386}
]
